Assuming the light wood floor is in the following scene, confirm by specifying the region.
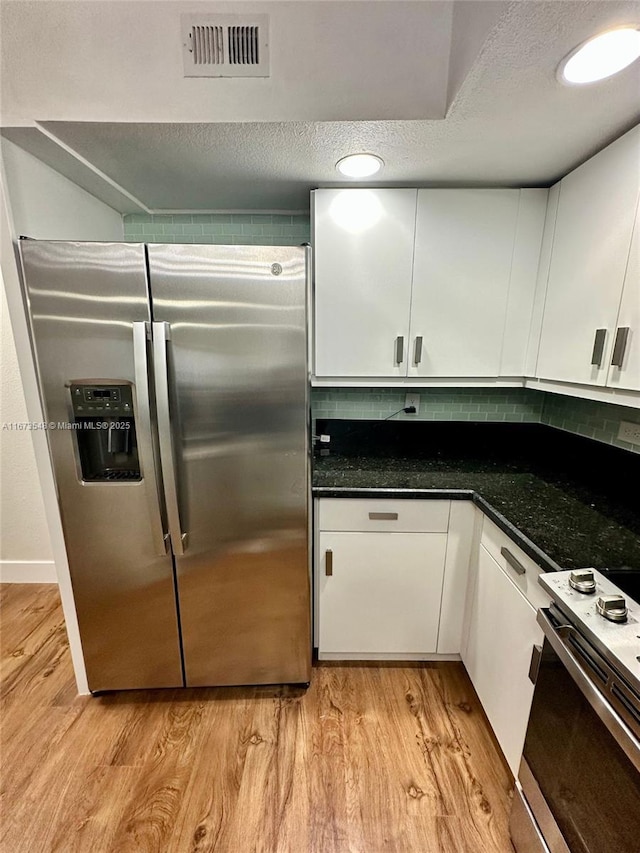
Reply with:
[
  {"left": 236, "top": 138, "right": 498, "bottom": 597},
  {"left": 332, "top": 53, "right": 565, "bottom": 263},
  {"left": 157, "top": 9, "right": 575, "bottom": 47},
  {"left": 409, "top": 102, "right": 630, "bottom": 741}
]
[{"left": 0, "top": 584, "right": 515, "bottom": 853}]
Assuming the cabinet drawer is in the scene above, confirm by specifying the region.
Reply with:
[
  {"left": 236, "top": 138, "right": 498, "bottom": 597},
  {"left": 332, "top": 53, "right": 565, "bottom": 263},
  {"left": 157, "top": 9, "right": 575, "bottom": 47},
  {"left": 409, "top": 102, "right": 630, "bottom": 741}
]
[
  {"left": 318, "top": 498, "right": 450, "bottom": 533},
  {"left": 481, "top": 516, "right": 551, "bottom": 611}
]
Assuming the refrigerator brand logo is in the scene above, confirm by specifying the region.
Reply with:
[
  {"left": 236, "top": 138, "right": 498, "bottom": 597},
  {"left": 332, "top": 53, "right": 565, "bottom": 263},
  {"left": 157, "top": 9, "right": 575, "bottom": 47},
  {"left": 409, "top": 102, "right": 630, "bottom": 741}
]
[{"left": 271, "top": 263, "right": 283, "bottom": 276}]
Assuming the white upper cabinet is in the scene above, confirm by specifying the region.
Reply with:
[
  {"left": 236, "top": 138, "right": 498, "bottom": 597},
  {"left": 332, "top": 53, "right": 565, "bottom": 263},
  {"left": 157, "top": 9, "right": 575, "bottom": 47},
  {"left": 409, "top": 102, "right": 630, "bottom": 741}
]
[
  {"left": 408, "top": 189, "right": 518, "bottom": 377},
  {"left": 313, "top": 187, "right": 545, "bottom": 381},
  {"left": 536, "top": 125, "right": 640, "bottom": 387},
  {"left": 606, "top": 199, "right": 640, "bottom": 392},
  {"left": 313, "top": 189, "right": 417, "bottom": 377}
]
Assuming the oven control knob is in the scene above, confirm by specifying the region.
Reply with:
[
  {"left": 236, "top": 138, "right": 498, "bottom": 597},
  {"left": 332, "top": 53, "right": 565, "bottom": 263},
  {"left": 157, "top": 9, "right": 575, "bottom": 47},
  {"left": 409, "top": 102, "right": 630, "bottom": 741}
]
[
  {"left": 596, "top": 595, "right": 628, "bottom": 623},
  {"left": 569, "top": 569, "right": 596, "bottom": 594}
]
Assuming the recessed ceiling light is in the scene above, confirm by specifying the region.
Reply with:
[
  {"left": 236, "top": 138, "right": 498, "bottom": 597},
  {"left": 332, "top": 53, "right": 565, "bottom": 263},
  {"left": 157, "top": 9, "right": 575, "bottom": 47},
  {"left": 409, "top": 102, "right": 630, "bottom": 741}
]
[
  {"left": 336, "top": 153, "right": 384, "bottom": 178},
  {"left": 558, "top": 26, "right": 640, "bottom": 84}
]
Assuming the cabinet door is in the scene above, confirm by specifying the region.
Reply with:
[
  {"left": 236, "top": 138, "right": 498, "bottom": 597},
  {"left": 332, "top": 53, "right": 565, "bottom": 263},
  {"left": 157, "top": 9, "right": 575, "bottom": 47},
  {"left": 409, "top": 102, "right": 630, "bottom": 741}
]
[
  {"left": 408, "top": 189, "right": 519, "bottom": 377},
  {"left": 313, "top": 189, "right": 417, "bottom": 377},
  {"left": 537, "top": 126, "right": 640, "bottom": 386},
  {"left": 462, "top": 545, "right": 543, "bottom": 775},
  {"left": 607, "top": 199, "right": 640, "bottom": 392},
  {"left": 318, "top": 531, "right": 447, "bottom": 657},
  {"left": 437, "top": 501, "right": 478, "bottom": 654}
]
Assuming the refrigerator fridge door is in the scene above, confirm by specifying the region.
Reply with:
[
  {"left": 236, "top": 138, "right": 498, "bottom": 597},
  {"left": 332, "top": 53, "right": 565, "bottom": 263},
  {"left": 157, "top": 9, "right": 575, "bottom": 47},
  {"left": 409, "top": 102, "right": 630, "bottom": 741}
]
[
  {"left": 148, "top": 244, "right": 311, "bottom": 686},
  {"left": 20, "top": 241, "right": 183, "bottom": 691}
]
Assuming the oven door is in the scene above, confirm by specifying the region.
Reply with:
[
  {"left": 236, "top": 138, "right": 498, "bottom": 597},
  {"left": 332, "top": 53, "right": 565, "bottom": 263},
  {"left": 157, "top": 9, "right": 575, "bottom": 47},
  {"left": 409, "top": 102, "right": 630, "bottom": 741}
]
[{"left": 512, "top": 607, "right": 640, "bottom": 853}]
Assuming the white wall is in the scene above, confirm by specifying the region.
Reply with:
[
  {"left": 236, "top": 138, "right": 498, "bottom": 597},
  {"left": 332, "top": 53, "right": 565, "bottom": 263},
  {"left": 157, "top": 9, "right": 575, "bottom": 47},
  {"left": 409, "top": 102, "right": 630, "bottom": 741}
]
[
  {"left": 1, "top": 138, "right": 123, "bottom": 587},
  {"left": 2, "top": 140, "right": 124, "bottom": 241},
  {"left": 0, "top": 274, "right": 55, "bottom": 577},
  {"left": 1, "top": 140, "right": 123, "bottom": 693}
]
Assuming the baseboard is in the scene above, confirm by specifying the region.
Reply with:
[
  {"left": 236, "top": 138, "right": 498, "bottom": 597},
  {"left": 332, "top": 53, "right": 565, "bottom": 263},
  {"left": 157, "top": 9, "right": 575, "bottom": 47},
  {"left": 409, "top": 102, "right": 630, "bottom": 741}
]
[
  {"left": 0, "top": 561, "right": 57, "bottom": 583},
  {"left": 317, "top": 652, "right": 462, "bottom": 661}
]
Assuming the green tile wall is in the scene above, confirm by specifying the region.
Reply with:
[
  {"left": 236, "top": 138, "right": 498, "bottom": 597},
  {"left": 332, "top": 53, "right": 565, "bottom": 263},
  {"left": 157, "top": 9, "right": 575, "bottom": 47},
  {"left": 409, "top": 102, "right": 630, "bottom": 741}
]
[
  {"left": 312, "top": 387, "right": 640, "bottom": 454},
  {"left": 311, "top": 388, "right": 545, "bottom": 423},
  {"left": 123, "top": 213, "right": 310, "bottom": 245},
  {"left": 541, "top": 394, "right": 640, "bottom": 454}
]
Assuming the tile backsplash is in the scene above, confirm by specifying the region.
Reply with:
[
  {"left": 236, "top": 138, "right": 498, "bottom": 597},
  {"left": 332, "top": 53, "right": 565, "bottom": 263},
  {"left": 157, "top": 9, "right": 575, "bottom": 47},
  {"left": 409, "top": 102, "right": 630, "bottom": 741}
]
[
  {"left": 312, "top": 388, "right": 640, "bottom": 454},
  {"left": 124, "top": 213, "right": 310, "bottom": 245},
  {"left": 541, "top": 394, "right": 640, "bottom": 454},
  {"left": 312, "top": 388, "right": 544, "bottom": 423}
]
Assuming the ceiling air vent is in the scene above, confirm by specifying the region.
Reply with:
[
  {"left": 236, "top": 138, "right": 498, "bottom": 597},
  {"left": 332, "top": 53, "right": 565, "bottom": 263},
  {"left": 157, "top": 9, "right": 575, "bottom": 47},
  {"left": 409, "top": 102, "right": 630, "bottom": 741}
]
[{"left": 182, "top": 15, "right": 269, "bottom": 78}]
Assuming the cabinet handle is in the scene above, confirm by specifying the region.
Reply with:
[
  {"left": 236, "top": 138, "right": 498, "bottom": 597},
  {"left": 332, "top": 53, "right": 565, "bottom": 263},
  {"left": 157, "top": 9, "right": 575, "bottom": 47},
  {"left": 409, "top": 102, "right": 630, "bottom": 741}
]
[
  {"left": 611, "top": 327, "right": 630, "bottom": 368},
  {"left": 414, "top": 336, "right": 423, "bottom": 365},
  {"left": 369, "top": 512, "right": 399, "bottom": 520},
  {"left": 528, "top": 644, "right": 543, "bottom": 685},
  {"left": 325, "top": 549, "right": 333, "bottom": 576},
  {"left": 501, "top": 546, "right": 526, "bottom": 576},
  {"left": 395, "top": 336, "right": 404, "bottom": 364},
  {"left": 590, "top": 328, "right": 607, "bottom": 367}
]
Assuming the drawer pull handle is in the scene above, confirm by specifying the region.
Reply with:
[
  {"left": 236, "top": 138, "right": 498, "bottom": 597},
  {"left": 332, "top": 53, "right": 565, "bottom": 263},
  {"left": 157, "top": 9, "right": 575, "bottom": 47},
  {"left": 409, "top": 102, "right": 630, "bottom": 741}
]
[
  {"left": 501, "top": 546, "right": 526, "bottom": 576},
  {"left": 368, "top": 512, "right": 399, "bottom": 521},
  {"left": 325, "top": 549, "right": 333, "bottom": 576}
]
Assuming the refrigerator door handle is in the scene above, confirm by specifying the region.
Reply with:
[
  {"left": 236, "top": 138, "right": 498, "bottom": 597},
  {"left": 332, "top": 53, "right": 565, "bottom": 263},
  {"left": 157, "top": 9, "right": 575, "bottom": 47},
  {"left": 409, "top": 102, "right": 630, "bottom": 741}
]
[
  {"left": 152, "top": 321, "right": 187, "bottom": 555},
  {"left": 132, "top": 321, "right": 169, "bottom": 556}
]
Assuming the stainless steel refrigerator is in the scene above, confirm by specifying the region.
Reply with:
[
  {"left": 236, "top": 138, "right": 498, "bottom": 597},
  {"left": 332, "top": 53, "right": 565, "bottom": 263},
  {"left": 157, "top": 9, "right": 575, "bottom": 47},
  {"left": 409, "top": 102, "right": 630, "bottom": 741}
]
[{"left": 19, "top": 240, "right": 311, "bottom": 692}]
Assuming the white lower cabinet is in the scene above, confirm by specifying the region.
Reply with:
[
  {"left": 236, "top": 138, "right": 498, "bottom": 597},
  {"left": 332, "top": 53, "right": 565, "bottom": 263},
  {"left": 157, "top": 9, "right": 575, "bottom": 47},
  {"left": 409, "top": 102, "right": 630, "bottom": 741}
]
[
  {"left": 462, "top": 541, "right": 548, "bottom": 776},
  {"left": 315, "top": 498, "right": 450, "bottom": 660},
  {"left": 315, "top": 498, "right": 477, "bottom": 659},
  {"left": 318, "top": 530, "right": 447, "bottom": 657}
]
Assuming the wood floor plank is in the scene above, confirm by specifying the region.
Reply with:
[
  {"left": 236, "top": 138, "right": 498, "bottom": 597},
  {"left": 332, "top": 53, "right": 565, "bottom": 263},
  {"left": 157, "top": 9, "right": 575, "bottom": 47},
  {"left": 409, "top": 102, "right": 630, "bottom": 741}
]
[
  {"left": 0, "top": 586, "right": 515, "bottom": 853},
  {"left": 107, "top": 695, "right": 207, "bottom": 853},
  {"left": 346, "top": 666, "right": 442, "bottom": 852},
  {"left": 0, "top": 584, "right": 60, "bottom": 656},
  {"left": 169, "top": 688, "right": 252, "bottom": 852},
  {"left": 0, "top": 617, "right": 71, "bottom": 707},
  {"left": 47, "top": 765, "right": 143, "bottom": 853},
  {"left": 412, "top": 665, "right": 511, "bottom": 851}
]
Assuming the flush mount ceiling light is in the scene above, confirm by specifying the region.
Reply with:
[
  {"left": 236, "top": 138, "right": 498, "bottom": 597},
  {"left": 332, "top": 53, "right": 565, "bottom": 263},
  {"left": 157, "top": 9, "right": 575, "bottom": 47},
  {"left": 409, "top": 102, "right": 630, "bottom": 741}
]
[
  {"left": 558, "top": 26, "right": 640, "bottom": 84},
  {"left": 336, "top": 153, "right": 384, "bottom": 178}
]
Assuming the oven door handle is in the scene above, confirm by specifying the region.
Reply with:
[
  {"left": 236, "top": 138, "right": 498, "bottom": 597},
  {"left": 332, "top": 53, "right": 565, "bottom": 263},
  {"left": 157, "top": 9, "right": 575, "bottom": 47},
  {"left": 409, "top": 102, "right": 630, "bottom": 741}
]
[{"left": 537, "top": 608, "right": 640, "bottom": 772}]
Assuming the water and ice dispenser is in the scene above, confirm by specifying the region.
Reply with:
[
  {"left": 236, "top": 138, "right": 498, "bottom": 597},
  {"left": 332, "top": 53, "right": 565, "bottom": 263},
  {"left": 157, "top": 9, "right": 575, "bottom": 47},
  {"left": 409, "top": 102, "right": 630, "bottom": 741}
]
[{"left": 69, "top": 383, "right": 141, "bottom": 482}]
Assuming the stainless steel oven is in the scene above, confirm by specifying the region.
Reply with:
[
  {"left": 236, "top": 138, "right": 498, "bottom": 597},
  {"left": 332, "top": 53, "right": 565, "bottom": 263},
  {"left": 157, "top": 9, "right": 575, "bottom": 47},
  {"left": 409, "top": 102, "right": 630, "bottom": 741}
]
[{"left": 511, "top": 570, "right": 640, "bottom": 853}]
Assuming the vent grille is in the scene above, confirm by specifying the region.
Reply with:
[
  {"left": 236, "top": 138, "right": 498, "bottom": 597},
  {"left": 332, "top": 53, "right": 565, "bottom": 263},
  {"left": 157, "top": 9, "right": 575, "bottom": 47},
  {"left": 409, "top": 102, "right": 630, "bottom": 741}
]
[
  {"left": 182, "top": 15, "right": 269, "bottom": 77},
  {"left": 191, "top": 26, "right": 225, "bottom": 65},
  {"left": 228, "top": 26, "right": 260, "bottom": 65}
]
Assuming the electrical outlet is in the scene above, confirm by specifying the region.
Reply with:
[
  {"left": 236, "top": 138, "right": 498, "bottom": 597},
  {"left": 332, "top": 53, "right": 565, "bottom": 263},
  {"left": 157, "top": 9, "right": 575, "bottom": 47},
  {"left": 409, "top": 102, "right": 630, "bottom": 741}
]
[
  {"left": 618, "top": 421, "right": 640, "bottom": 446},
  {"left": 404, "top": 393, "right": 420, "bottom": 414}
]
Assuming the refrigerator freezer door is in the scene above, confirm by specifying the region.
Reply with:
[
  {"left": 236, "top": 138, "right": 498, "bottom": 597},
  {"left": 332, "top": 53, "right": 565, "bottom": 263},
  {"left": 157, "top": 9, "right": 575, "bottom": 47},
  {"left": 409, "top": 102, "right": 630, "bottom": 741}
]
[
  {"left": 20, "top": 241, "right": 183, "bottom": 691},
  {"left": 148, "top": 244, "right": 311, "bottom": 686}
]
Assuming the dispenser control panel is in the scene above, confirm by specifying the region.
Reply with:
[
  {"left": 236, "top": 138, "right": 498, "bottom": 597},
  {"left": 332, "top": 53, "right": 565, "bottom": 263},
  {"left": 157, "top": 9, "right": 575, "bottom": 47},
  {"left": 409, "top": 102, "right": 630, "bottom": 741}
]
[{"left": 70, "top": 384, "right": 134, "bottom": 417}]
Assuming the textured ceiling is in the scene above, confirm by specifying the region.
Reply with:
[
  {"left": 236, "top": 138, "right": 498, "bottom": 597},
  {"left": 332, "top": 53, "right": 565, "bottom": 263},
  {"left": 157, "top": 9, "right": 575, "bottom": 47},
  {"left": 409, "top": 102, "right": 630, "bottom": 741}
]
[
  {"left": 0, "top": 0, "right": 463, "bottom": 122},
  {"left": 2, "top": 1, "right": 640, "bottom": 211}
]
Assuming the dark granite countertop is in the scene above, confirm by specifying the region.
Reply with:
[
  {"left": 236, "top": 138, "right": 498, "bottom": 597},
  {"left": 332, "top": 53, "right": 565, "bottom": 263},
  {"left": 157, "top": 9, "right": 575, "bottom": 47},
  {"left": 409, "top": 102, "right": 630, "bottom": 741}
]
[{"left": 311, "top": 422, "right": 640, "bottom": 577}]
